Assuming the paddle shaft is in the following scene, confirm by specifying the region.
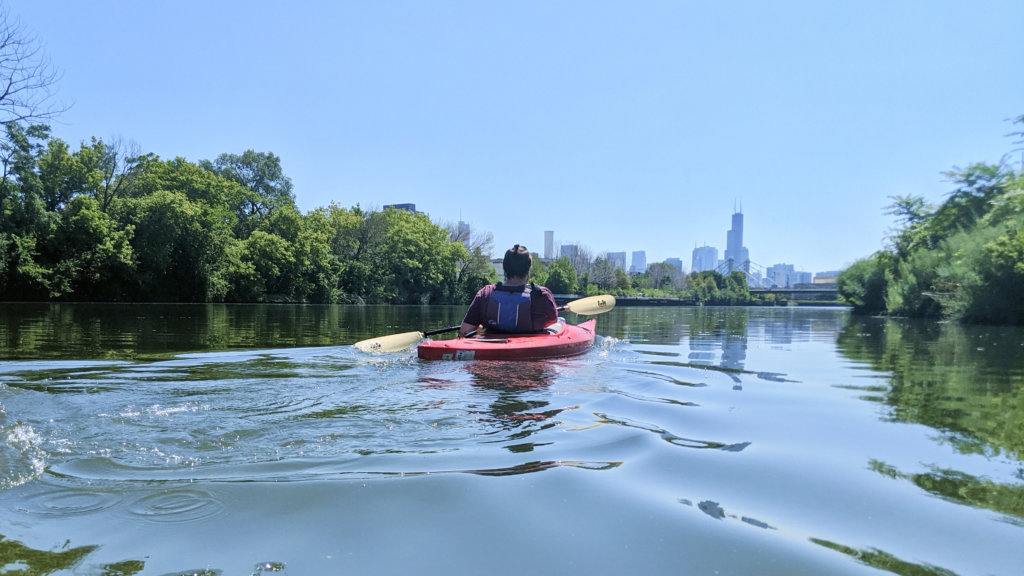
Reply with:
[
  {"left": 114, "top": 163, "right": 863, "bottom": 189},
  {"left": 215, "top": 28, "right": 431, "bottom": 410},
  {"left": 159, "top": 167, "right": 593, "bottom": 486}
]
[{"left": 424, "top": 325, "right": 461, "bottom": 336}]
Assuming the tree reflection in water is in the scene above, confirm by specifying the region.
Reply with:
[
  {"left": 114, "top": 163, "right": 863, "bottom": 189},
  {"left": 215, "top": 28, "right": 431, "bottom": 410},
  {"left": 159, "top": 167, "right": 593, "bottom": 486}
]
[{"left": 0, "top": 533, "right": 145, "bottom": 576}]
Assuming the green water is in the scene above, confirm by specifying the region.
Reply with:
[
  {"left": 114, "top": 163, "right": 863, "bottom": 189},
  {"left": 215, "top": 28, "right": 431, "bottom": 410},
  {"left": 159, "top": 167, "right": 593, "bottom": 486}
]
[{"left": 1, "top": 304, "right": 1021, "bottom": 575}]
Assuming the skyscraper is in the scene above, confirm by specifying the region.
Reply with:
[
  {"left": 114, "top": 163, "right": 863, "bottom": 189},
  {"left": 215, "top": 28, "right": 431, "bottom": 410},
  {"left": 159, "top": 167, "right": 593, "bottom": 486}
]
[
  {"left": 691, "top": 244, "right": 718, "bottom": 272},
  {"left": 456, "top": 220, "right": 471, "bottom": 242},
  {"left": 607, "top": 252, "right": 627, "bottom": 271},
  {"left": 767, "top": 263, "right": 795, "bottom": 288},
  {"left": 630, "top": 251, "right": 647, "bottom": 274},
  {"left": 724, "top": 209, "right": 750, "bottom": 272},
  {"left": 544, "top": 231, "right": 554, "bottom": 259}
]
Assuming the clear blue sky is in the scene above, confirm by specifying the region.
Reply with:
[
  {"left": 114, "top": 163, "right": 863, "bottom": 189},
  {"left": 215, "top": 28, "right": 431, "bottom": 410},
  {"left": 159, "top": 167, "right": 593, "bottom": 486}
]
[{"left": 7, "top": 0, "right": 1023, "bottom": 274}]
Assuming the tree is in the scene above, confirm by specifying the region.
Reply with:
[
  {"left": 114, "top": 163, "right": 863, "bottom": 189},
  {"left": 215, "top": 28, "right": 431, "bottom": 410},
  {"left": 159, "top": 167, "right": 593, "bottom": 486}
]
[
  {"left": 380, "top": 208, "right": 462, "bottom": 304},
  {"left": 117, "top": 186, "right": 233, "bottom": 301},
  {"left": 614, "top": 268, "right": 631, "bottom": 291},
  {"left": 529, "top": 255, "right": 549, "bottom": 286},
  {"left": 0, "top": 9, "right": 66, "bottom": 127},
  {"left": 202, "top": 150, "right": 295, "bottom": 237},
  {"left": 923, "top": 163, "right": 1007, "bottom": 248},
  {"left": 724, "top": 270, "right": 751, "bottom": 304},
  {"left": 75, "top": 136, "right": 150, "bottom": 212},
  {"left": 132, "top": 157, "right": 241, "bottom": 210},
  {"left": 296, "top": 208, "right": 342, "bottom": 303},
  {"left": 240, "top": 229, "right": 295, "bottom": 299},
  {"left": 0, "top": 122, "right": 51, "bottom": 299},
  {"left": 337, "top": 207, "right": 391, "bottom": 303},
  {"left": 589, "top": 257, "right": 615, "bottom": 290},
  {"left": 38, "top": 137, "right": 85, "bottom": 211},
  {"left": 647, "top": 262, "right": 679, "bottom": 291},
  {"left": 445, "top": 220, "right": 497, "bottom": 301},
  {"left": 837, "top": 254, "right": 888, "bottom": 314},
  {"left": 567, "top": 244, "right": 593, "bottom": 276},
  {"left": 0, "top": 121, "right": 48, "bottom": 232},
  {"left": 546, "top": 257, "right": 578, "bottom": 295},
  {"left": 48, "top": 195, "right": 133, "bottom": 299}
]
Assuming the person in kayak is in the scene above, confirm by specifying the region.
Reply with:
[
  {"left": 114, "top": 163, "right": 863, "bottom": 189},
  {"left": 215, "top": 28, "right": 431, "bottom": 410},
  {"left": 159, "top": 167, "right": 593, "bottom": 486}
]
[{"left": 459, "top": 244, "right": 559, "bottom": 337}]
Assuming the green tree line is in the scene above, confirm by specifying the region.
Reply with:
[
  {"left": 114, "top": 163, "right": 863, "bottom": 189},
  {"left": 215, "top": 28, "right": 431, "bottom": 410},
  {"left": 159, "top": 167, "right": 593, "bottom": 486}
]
[
  {"left": 837, "top": 115, "right": 1024, "bottom": 324},
  {"left": 0, "top": 124, "right": 497, "bottom": 304},
  {"left": 0, "top": 116, "right": 760, "bottom": 307}
]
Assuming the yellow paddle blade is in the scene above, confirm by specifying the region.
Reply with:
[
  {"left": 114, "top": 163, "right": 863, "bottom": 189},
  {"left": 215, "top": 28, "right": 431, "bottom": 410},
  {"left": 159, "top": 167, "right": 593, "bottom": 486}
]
[
  {"left": 563, "top": 294, "right": 616, "bottom": 315},
  {"left": 354, "top": 331, "right": 425, "bottom": 353}
]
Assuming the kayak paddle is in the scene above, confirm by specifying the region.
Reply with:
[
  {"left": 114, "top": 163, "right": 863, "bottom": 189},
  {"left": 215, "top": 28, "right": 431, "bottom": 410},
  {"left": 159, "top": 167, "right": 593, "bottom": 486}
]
[
  {"left": 354, "top": 294, "right": 616, "bottom": 353},
  {"left": 354, "top": 325, "right": 461, "bottom": 353},
  {"left": 560, "top": 294, "right": 616, "bottom": 316}
]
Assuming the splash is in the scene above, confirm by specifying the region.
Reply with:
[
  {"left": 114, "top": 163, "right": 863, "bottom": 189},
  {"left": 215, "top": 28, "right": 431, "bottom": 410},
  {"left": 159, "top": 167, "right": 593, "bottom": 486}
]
[{"left": 1, "top": 423, "right": 47, "bottom": 490}]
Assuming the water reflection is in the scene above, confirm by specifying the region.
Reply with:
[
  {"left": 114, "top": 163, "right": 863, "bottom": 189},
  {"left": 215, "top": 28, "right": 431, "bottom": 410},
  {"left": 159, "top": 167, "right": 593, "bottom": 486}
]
[
  {"left": 0, "top": 533, "right": 131, "bottom": 575},
  {"left": 596, "top": 412, "right": 751, "bottom": 452},
  {"left": 464, "top": 361, "right": 565, "bottom": 446},
  {"left": 678, "top": 498, "right": 776, "bottom": 530},
  {"left": 869, "top": 460, "right": 1024, "bottom": 526},
  {"left": 465, "top": 460, "right": 621, "bottom": 477},
  {"left": 0, "top": 303, "right": 466, "bottom": 360},
  {"left": 836, "top": 317, "right": 1024, "bottom": 461},
  {"left": 811, "top": 538, "right": 961, "bottom": 576},
  {"left": 3, "top": 305, "right": 1022, "bottom": 575},
  {"left": 837, "top": 316, "right": 1024, "bottom": 524},
  {"left": 601, "top": 307, "right": 849, "bottom": 374}
]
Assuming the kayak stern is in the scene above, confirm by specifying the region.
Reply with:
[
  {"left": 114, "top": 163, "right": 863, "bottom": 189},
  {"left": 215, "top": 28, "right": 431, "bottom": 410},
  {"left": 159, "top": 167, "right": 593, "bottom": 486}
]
[{"left": 417, "top": 319, "right": 597, "bottom": 361}]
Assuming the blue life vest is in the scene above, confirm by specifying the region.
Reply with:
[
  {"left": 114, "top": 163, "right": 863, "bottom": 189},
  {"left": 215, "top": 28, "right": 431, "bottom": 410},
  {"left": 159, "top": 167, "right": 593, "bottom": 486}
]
[{"left": 486, "top": 283, "right": 534, "bottom": 332}]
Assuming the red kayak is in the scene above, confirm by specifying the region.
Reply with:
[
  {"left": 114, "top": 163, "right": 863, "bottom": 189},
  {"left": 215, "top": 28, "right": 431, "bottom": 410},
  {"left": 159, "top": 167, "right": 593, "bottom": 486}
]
[{"left": 417, "top": 319, "right": 597, "bottom": 361}]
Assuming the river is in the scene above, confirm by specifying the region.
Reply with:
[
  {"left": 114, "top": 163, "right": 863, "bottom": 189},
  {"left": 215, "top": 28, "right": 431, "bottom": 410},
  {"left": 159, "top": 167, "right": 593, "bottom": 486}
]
[{"left": 1, "top": 303, "right": 1022, "bottom": 575}]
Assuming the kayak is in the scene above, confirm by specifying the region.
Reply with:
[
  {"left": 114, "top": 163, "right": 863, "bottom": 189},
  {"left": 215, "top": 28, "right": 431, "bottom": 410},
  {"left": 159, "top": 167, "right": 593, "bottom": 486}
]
[{"left": 417, "top": 319, "right": 597, "bottom": 361}]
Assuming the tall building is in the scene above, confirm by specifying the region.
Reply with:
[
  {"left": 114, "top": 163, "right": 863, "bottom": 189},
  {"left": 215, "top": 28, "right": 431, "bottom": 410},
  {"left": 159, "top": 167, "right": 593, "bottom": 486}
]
[
  {"left": 665, "top": 258, "right": 683, "bottom": 273},
  {"left": 607, "top": 252, "right": 627, "bottom": 271},
  {"left": 456, "top": 220, "right": 470, "bottom": 242},
  {"left": 767, "top": 263, "right": 795, "bottom": 288},
  {"left": 630, "top": 251, "right": 647, "bottom": 274},
  {"left": 544, "top": 231, "right": 554, "bottom": 259},
  {"left": 724, "top": 209, "right": 750, "bottom": 272},
  {"left": 691, "top": 244, "right": 718, "bottom": 272}
]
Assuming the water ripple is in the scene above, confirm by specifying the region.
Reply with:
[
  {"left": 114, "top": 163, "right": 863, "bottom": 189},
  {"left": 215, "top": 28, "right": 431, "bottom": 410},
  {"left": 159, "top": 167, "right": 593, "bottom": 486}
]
[
  {"left": 124, "top": 488, "right": 225, "bottom": 524},
  {"left": 16, "top": 488, "right": 124, "bottom": 517},
  {"left": 594, "top": 412, "right": 751, "bottom": 452}
]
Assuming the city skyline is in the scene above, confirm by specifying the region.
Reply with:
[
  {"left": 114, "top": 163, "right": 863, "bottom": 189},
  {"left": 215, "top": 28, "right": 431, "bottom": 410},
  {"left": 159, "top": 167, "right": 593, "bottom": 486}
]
[
  {"left": 534, "top": 207, "right": 829, "bottom": 278},
  {"left": 446, "top": 204, "right": 836, "bottom": 279}
]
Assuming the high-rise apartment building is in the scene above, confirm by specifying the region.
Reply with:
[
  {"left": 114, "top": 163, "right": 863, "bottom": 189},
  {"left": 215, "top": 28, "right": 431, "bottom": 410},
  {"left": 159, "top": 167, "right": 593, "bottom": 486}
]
[
  {"left": 691, "top": 245, "right": 718, "bottom": 272},
  {"left": 607, "top": 252, "right": 627, "bottom": 271},
  {"left": 630, "top": 251, "right": 647, "bottom": 274},
  {"left": 767, "top": 263, "right": 795, "bottom": 288}
]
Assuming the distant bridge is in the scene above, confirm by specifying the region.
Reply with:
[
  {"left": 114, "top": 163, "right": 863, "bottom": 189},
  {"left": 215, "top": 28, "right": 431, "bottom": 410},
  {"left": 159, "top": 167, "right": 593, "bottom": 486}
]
[
  {"left": 749, "top": 285, "right": 840, "bottom": 301},
  {"left": 713, "top": 259, "right": 841, "bottom": 301}
]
